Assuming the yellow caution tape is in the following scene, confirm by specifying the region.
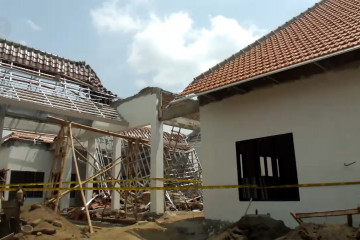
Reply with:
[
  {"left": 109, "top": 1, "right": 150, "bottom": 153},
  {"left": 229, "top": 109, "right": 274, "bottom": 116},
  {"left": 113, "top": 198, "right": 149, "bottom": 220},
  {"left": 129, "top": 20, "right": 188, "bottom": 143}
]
[
  {"left": 1, "top": 180, "right": 360, "bottom": 192},
  {"left": 0, "top": 178, "right": 202, "bottom": 187}
]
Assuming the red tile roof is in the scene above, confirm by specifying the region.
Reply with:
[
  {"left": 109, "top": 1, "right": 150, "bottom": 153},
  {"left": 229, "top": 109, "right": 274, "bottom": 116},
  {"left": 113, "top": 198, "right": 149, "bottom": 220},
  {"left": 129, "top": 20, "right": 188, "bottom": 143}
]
[
  {"left": 181, "top": 0, "right": 360, "bottom": 96},
  {"left": 2, "top": 132, "right": 55, "bottom": 144},
  {"left": 0, "top": 38, "right": 114, "bottom": 96},
  {"left": 121, "top": 127, "right": 192, "bottom": 150}
]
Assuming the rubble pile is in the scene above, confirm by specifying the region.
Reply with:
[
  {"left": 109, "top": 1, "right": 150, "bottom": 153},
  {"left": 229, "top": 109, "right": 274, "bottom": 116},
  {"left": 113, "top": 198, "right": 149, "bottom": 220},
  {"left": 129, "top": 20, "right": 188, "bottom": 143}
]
[
  {"left": 65, "top": 190, "right": 203, "bottom": 222},
  {"left": 209, "top": 215, "right": 290, "bottom": 240},
  {"left": 276, "top": 223, "right": 360, "bottom": 240}
]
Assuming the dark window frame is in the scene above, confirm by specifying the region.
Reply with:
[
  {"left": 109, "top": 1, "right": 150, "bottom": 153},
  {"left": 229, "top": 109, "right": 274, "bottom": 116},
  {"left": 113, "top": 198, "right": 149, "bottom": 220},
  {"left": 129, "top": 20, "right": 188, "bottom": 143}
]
[{"left": 235, "top": 133, "right": 300, "bottom": 201}]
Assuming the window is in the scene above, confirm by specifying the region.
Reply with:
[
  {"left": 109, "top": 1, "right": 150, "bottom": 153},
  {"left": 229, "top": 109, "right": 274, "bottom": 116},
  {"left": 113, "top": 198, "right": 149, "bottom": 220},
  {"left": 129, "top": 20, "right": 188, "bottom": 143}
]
[
  {"left": 235, "top": 133, "right": 300, "bottom": 201},
  {"left": 70, "top": 174, "right": 76, "bottom": 198},
  {"left": 9, "top": 171, "right": 45, "bottom": 199}
]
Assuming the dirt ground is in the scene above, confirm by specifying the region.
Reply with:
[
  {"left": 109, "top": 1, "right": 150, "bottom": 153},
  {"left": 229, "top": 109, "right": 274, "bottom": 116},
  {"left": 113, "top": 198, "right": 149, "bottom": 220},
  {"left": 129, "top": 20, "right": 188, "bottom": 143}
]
[
  {"left": 91, "top": 211, "right": 208, "bottom": 240},
  {"left": 18, "top": 204, "right": 83, "bottom": 240},
  {"left": 18, "top": 204, "right": 210, "bottom": 240}
]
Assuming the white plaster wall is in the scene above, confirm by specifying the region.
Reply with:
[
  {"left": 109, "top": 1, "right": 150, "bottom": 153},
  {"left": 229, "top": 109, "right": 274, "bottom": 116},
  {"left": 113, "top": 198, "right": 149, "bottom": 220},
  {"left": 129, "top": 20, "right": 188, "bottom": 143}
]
[
  {"left": 0, "top": 141, "right": 53, "bottom": 204},
  {"left": 117, "top": 94, "right": 158, "bottom": 128},
  {"left": 200, "top": 65, "right": 360, "bottom": 227}
]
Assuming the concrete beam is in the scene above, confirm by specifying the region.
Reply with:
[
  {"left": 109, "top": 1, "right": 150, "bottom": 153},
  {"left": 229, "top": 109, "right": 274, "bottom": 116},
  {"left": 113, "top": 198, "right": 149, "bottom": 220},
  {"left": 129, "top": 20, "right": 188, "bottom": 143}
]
[
  {"left": 164, "top": 117, "right": 200, "bottom": 130},
  {"left": 161, "top": 100, "right": 199, "bottom": 121},
  {"left": 111, "top": 137, "right": 122, "bottom": 210},
  {"left": 150, "top": 119, "right": 164, "bottom": 214}
]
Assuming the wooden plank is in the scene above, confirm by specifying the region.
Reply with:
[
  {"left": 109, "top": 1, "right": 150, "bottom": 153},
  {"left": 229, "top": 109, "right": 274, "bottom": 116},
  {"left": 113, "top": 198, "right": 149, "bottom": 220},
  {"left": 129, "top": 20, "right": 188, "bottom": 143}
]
[
  {"left": 295, "top": 209, "right": 359, "bottom": 218},
  {"left": 290, "top": 211, "right": 303, "bottom": 224}
]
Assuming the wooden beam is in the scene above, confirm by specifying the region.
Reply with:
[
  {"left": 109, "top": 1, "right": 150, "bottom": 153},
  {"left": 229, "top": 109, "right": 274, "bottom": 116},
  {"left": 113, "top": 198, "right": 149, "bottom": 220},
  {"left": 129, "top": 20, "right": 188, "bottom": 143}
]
[
  {"left": 161, "top": 100, "right": 199, "bottom": 121},
  {"left": 294, "top": 208, "right": 359, "bottom": 218},
  {"left": 47, "top": 116, "right": 147, "bottom": 143}
]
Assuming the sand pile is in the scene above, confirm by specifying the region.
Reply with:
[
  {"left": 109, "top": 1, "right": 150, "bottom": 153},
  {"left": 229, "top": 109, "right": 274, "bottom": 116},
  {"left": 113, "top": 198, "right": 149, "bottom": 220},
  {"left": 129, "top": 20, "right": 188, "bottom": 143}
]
[{"left": 14, "top": 203, "right": 84, "bottom": 240}]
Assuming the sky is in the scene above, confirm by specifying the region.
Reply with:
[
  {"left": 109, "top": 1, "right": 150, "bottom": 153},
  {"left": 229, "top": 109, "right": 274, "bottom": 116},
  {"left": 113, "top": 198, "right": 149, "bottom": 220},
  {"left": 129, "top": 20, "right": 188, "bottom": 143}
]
[{"left": 1, "top": 0, "right": 319, "bottom": 98}]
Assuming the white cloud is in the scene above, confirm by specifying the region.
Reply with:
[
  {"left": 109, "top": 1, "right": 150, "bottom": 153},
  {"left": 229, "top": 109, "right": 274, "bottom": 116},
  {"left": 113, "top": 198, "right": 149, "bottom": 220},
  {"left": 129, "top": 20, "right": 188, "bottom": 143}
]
[
  {"left": 134, "top": 79, "right": 148, "bottom": 88},
  {"left": 91, "top": 1, "right": 266, "bottom": 92},
  {"left": 18, "top": 40, "right": 27, "bottom": 45},
  {"left": 90, "top": 0, "right": 143, "bottom": 33},
  {"left": 128, "top": 13, "right": 265, "bottom": 91},
  {"left": 26, "top": 20, "right": 41, "bottom": 31}
]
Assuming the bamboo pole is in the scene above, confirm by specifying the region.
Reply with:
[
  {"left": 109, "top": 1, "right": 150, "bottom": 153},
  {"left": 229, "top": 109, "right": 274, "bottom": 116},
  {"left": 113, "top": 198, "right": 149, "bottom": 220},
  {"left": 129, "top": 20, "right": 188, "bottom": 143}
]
[
  {"left": 124, "top": 141, "right": 131, "bottom": 219},
  {"left": 68, "top": 124, "right": 94, "bottom": 234},
  {"left": 73, "top": 142, "right": 125, "bottom": 199},
  {"left": 47, "top": 116, "right": 147, "bottom": 143},
  {"left": 48, "top": 153, "right": 124, "bottom": 203},
  {"left": 134, "top": 140, "right": 139, "bottom": 221}
]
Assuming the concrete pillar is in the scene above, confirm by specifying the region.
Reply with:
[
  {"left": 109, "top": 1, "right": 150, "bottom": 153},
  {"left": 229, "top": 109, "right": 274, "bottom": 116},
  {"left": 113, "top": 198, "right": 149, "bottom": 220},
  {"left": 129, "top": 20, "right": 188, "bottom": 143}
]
[
  {"left": 0, "top": 105, "right": 8, "bottom": 200},
  {"left": 0, "top": 105, "right": 5, "bottom": 142},
  {"left": 59, "top": 150, "right": 72, "bottom": 210},
  {"left": 111, "top": 137, "right": 122, "bottom": 210},
  {"left": 150, "top": 119, "right": 164, "bottom": 214},
  {"left": 85, "top": 136, "right": 96, "bottom": 201}
]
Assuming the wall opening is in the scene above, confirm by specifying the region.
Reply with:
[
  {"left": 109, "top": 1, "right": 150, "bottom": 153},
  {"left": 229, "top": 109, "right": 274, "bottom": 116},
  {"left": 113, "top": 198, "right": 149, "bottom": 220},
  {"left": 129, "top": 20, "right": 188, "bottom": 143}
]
[
  {"left": 9, "top": 171, "right": 45, "bottom": 199},
  {"left": 235, "top": 133, "right": 300, "bottom": 201}
]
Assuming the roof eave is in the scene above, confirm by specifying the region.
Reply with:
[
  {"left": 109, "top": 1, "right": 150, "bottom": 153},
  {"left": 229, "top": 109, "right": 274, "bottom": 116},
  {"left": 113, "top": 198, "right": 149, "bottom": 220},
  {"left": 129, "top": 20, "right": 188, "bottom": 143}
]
[{"left": 178, "top": 44, "right": 360, "bottom": 103}]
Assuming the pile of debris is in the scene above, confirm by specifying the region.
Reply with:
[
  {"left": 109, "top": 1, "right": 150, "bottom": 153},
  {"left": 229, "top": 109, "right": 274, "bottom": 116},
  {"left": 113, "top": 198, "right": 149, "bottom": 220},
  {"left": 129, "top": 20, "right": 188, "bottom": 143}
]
[
  {"left": 276, "top": 223, "right": 360, "bottom": 240},
  {"left": 66, "top": 190, "right": 203, "bottom": 222},
  {"left": 209, "top": 215, "right": 291, "bottom": 240},
  {"left": 210, "top": 214, "right": 360, "bottom": 240},
  {"left": 14, "top": 203, "right": 83, "bottom": 240}
]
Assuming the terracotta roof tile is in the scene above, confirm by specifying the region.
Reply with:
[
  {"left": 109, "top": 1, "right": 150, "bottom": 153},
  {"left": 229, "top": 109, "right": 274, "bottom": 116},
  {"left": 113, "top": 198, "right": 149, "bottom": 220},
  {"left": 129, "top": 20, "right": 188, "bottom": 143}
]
[
  {"left": 181, "top": 0, "right": 360, "bottom": 96},
  {"left": 2, "top": 132, "right": 55, "bottom": 144},
  {"left": 0, "top": 38, "right": 114, "bottom": 95},
  {"left": 120, "top": 127, "right": 192, "bottom": 150}
]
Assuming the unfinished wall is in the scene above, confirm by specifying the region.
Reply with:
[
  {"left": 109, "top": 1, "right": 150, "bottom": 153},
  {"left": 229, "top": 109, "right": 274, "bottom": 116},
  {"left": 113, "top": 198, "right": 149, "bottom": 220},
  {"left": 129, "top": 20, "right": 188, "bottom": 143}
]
[
  {"left": 0, "top": 141, "right": 53, "bottom": 204},
  {"left": 116, "top": 93, "right": 158, "bottom": 128},
  {"left": 200, "top": 64, "right": 360, "bottom": 227}
]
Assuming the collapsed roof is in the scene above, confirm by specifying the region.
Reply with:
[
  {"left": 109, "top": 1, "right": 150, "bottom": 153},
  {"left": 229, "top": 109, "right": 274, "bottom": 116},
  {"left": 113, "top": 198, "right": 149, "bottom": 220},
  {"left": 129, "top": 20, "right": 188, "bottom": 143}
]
[{"left": 0, "top": 38, "right": 115, "bottom": 96}]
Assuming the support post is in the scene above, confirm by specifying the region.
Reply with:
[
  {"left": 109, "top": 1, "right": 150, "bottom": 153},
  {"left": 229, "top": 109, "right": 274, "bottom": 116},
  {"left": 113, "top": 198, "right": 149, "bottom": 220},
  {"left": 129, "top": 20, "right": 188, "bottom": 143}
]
[
  {"left": 59, "top": 150, "right": 72, "bottom": 211},
  {"left": 0, "top": 105, "right": 5, "bottom": 144},
  {"left": 68, "top": 124, "right": 94, "bottom": 234},
  {"left": 111, "top": 137, "right": 122, "bottom": 210},
  {"left": 0, "top": 105, "right": 8, "bottom": 200},
  {"left": 85, "top": 135, "right": 96, "bottom": 201},
  {"left": 150, "top": 119, "right": 164, "bottom": 214}
]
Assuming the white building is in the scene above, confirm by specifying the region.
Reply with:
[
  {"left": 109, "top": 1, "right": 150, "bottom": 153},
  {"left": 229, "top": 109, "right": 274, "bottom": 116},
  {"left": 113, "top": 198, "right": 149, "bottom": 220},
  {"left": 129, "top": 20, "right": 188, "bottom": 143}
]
[
  {"left": 177, "top": 0, "right": 360, "bottom": 227},
  {"left": 0, "top": 36, "right": 200, "bottom": 214}
]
